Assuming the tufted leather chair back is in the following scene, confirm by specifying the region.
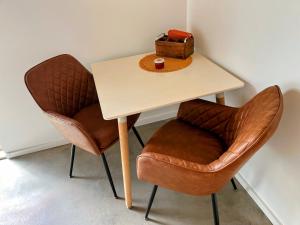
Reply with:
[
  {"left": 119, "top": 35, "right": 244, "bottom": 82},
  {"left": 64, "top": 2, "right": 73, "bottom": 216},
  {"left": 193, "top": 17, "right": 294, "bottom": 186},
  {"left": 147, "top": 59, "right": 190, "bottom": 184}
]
[
  {"left": 225, "top": 86, "right": 282, "bottom": 148},
  {"left": 177, "top": 86, "right": 283, "bottom": 172},
  {"left": 210, "top": 86, "right": 283, "bottom": 173},
  {"left": 25, "top": 54, "right": 99, "bottom": 117},
  {"left": 225, "top": 86, "right": 283, "bottom": 154}
]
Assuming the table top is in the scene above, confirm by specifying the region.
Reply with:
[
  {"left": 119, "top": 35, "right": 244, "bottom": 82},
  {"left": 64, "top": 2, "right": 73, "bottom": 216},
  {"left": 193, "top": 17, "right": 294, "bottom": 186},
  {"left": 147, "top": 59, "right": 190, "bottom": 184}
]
[{"left": 91, "top": 52, "right": 244, "bottom": 120}]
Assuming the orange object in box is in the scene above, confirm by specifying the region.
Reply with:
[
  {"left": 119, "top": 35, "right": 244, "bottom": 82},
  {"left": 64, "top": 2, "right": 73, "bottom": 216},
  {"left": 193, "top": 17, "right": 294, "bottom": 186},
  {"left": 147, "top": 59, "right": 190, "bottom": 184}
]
[{"left": 168, "top": 29, "right": 193, "bottom": 41}]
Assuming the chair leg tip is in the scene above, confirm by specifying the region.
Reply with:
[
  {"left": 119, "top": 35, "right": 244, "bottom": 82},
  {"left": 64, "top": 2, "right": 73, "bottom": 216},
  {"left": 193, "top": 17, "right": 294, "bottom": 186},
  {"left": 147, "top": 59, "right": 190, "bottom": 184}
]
[
  {"left": 114, "top": 195, "right": 119, "bottom": 199},
  {"left": 145, "top": 217, "right": 149, "bottom": 221}
]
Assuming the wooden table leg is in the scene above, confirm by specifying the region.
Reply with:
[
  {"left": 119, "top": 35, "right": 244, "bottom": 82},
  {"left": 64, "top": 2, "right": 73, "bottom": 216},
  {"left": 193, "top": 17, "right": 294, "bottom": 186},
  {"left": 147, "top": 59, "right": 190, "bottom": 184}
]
[
  {"left": 216, "top": 92, "right": 225, "bottom": 105},
  {"left": 118, "top": 117, "right": 132, "bottom": 209}
]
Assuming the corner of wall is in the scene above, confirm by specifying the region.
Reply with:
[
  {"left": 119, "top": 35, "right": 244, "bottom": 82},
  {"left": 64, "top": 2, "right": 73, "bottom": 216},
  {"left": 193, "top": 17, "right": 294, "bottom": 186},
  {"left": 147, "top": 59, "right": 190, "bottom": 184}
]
[{"left": 186, "top": 0, "right": 190, "bottom": 32}]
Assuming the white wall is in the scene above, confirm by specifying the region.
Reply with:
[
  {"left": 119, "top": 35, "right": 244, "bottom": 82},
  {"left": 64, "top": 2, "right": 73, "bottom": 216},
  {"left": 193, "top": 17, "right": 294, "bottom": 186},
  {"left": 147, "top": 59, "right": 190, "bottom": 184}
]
[
  {"left": 187, "top": 1, "right": 300, "bottom": 225},
  {"left": 0, "top": 0, "right": 186, "bottom": 156}
]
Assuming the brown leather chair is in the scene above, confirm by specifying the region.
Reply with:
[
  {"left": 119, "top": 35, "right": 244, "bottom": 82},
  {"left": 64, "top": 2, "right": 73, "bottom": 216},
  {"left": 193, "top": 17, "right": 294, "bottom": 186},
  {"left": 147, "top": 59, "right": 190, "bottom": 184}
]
[
  {"left": 137, "top": 86, "right": 283, "bottom": 224},
  {"left": 25, "top": 54, "right": 144, "bottom": 199}
]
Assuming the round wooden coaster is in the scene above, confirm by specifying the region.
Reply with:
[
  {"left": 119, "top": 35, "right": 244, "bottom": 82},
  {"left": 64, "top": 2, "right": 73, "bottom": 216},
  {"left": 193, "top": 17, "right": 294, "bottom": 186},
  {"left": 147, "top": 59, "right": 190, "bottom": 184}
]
[{"left": 139, "top": 54, "right": 192, "bottom": 73}]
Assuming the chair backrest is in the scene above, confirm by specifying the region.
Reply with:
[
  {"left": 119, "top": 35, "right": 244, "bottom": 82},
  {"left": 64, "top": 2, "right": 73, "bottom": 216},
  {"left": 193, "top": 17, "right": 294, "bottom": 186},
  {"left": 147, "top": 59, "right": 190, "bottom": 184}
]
[
  {"left": 25, "top": 54, "right": 98, "bottom": 117},
  {"left": 213, "top": 86, "right": 283, "bottom": 171}
]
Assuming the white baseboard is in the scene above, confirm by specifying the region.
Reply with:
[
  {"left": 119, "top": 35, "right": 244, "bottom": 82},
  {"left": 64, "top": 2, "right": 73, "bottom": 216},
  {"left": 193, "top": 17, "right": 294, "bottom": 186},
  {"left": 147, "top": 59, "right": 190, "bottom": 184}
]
[
  {"left": 5, "top": 109, "right": 177, "bottom": 158},
  {"left": 236, "top": 173, "right": 283, "bottom": 225},
  {"left": 6, "top": 139, "right": 68, "bottom": 159}
]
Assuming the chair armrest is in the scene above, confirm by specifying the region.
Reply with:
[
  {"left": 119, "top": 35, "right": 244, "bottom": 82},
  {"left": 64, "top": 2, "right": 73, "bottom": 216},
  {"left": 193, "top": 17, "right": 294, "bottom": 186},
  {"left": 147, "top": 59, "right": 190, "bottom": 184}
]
[
  {"left": 177, "top": 99, "right": 237, "bottom": 135},
  {"left": 138, "top": 152, "right": 212, "bottom": 173},
  {"left": 137, "top": 152, "right": 230, "bottom": 195},
  {"left": 45, "top": 111, "right": 100, "bottom": 155}
]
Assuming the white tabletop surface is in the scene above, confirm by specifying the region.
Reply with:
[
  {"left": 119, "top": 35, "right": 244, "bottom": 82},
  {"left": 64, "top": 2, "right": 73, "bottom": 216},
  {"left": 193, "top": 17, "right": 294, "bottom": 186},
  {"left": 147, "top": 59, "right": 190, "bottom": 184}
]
[{"left": 91, "top": 52, "right": 244, "bottom": 120}]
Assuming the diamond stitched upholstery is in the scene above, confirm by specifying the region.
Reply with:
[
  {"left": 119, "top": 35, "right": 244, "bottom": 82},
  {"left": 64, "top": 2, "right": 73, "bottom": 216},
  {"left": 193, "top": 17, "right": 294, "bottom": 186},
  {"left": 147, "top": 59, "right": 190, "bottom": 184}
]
[
  {"left": 177, "top": 99, "right": 238, "bottom": 147},
  {"left": 224, "top": 87, "right": 282, "bottom": 151},
  {"left": 25, "top": 54, "right": 98, "bottom": 117}
]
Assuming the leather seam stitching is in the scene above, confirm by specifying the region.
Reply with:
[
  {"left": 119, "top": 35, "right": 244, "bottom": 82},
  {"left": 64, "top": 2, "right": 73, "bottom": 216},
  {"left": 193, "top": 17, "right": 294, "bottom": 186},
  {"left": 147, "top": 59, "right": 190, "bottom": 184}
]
[
  {"left": 214, "top": 87, "right": 283, "bottom": 171},
  {"left": 138, "top": 154, "right": 211, "bottom": 173}
]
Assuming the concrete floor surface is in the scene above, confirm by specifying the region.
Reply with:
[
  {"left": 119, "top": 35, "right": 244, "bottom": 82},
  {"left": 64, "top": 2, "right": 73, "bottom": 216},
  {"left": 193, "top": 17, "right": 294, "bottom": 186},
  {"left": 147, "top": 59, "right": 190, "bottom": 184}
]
[{"left": 0, "top": 121, "right": 272, "bottom": 225}]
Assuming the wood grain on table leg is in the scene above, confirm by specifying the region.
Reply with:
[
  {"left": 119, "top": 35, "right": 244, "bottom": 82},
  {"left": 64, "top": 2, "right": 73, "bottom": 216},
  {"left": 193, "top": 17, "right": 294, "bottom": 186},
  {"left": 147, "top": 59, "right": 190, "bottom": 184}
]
[
  {"left": 118, "top": 117, "right": 132, "bottom": 209},
  {"left": 216, "top": 92, "right": 225, "bottom": 105}
]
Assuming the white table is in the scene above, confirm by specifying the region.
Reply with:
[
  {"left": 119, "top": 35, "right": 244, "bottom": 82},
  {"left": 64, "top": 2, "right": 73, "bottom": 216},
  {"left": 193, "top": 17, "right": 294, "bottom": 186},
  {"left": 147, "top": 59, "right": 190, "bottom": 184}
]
[{"left": 91, "top": 52, "right": 244, "bottom": 209}]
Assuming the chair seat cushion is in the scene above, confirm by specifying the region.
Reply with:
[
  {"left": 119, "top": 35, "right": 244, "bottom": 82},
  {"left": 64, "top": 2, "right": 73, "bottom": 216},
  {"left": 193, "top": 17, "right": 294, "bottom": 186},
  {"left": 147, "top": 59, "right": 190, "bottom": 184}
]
[
  {"left": 137, "top": 119, "right": 226, "bottom": 195},
  {"left": 142, "top": 120, "right": 225, "bottom": 165},
  {"left": 73, "top": 104, "right": 139, "bottom": 150}
]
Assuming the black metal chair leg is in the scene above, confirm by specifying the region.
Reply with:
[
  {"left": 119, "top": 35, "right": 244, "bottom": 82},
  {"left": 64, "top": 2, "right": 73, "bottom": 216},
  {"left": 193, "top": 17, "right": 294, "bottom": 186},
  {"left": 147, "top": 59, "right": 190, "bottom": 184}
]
[
  {"left": 132, "top": 126, "right": 145, "bottom": 147},
  {"left": 69, "top": 144, "right": 76, "bottom": 178},
  {"left": 231, "top": 178, "right": 238, "bottom": 190},
  {"left": 101, "top": 153, "right": 119, "bottom": 199},
  {"left": 211, "top": 194, "right": 220, "bottom": 225},
  {"left": 145, "top": 185, "right": 158, "bottom": 221}
]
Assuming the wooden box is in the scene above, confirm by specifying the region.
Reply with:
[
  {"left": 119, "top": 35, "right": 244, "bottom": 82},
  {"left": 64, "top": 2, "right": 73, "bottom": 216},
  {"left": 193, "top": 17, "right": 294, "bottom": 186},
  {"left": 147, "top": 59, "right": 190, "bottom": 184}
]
[{"left": 155, "top": 35, "right": 194, "bottom": 59}]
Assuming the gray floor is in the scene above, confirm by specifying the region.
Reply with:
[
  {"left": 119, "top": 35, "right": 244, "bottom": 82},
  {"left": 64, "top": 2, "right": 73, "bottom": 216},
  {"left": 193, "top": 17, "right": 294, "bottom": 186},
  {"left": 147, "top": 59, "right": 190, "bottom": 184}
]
[{"left": 0, "top": 121, "right": 272, "bottom": 225}]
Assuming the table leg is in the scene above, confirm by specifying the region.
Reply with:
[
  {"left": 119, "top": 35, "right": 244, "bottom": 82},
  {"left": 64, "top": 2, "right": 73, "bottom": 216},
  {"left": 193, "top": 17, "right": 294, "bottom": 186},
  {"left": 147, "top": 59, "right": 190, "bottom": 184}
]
[
  {"left": 216, "top": 92, "right": 225, "bottom": 105},
  {"left": 117, "top": 117, "right": 132, "bottom": 209}
]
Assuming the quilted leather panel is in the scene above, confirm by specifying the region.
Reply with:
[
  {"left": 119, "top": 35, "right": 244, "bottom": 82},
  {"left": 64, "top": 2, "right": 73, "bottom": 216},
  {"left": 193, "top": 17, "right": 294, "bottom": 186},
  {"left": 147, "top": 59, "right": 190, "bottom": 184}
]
[
  {"left": 25, "top": 54, "right": 98, "bottom": 117},
  {"left": 224, "top": 86, "right": 283, "bottom": 149},
  {"left": 177, "top": 86, "right": 283, "bottom": 150},
  {"left": 177, "top": 99, "right": 237, "bottom": 147}
]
